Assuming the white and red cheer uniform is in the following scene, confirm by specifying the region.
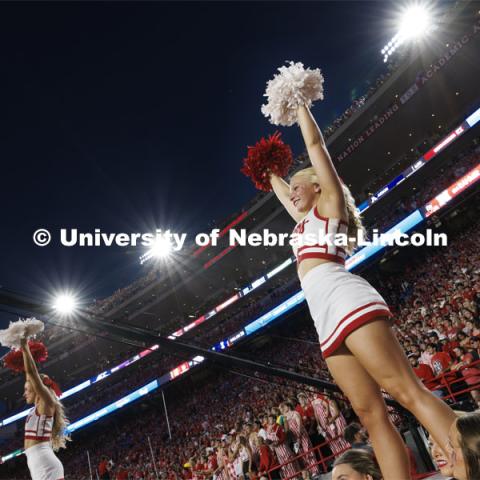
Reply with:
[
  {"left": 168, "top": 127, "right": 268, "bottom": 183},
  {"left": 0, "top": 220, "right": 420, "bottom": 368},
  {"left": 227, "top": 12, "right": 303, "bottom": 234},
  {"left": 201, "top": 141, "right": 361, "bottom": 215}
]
[
  {"left": 293, "top": 206, "right": 392, "bottom": 358},
  {"left": 24, "top": 407, "right": 64, "bottom": 480}
]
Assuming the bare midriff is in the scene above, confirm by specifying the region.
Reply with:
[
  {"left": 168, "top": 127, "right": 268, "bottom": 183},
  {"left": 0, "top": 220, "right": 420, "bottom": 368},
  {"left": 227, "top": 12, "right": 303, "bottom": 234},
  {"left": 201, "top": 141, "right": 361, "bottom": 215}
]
[
  {"left": 297, "top": 257, "right": 334, "bottom": 282},
  {"left": 25, "top": 438, "right": 50, "bottom": 450}
]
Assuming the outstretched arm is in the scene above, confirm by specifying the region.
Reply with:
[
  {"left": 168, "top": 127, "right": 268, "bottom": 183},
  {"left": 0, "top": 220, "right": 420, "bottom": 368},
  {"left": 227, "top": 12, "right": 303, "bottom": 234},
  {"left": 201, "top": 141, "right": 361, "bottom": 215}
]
[
  {"left": 270, "top": 173, "right": 303, "bottom": 222},
  {"left": 21, "top": 338, "right": 54, "bottom": 406},
  {"left": 297, "top": 106, "right": 344, "bottom": 208}
]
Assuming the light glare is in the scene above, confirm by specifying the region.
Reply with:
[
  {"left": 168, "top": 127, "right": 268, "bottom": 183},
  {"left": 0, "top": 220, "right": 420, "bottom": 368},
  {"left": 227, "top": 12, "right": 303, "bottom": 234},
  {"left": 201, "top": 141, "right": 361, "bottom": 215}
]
[
  {"left": 139, "top": 235, "right": 173, "bottom": 264},
  {"left": 53, "top": 294, "right": 77, "bottom": 314},
  {"left": 151, "top": 237, "right": 172, "bottom": 258},
  {"left": 381, "top": 3, "right": 434, "bottom": 62},
  {"left": 399, "top": 5, "right": 430, "bottom": 40}
]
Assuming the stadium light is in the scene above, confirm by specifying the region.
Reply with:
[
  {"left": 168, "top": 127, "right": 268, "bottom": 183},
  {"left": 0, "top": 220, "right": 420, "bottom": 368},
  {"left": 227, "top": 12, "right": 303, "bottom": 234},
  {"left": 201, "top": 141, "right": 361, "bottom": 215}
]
[
  {"left": 52, "top": 293, "right": 77, "bottom": 315},
  {"left": 139, "top": 235, "right": 173, "bottom": 265},
  {"left": 381, "top": 3, "right": 435, "bottom": 63},
  {"left": 150, "top": 237, "right": 172, "bottom": 258},
  {"left": 399, "top": 5, "right": 431, "bottom": 40}
]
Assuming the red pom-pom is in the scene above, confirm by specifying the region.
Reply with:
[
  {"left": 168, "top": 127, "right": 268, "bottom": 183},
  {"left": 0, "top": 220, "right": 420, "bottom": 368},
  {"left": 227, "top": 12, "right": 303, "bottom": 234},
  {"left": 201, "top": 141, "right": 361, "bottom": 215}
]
[
  {"left": 30, "top": 341, "right": 48, "bottom": 363},
  {"left": 3, "top": 341, "right": 48, "bottom": 373},
  {"left": 42, "top": 376, "right": 62, "bottom": 397},
  {"left": 241, "top": 132, "right": 293, "bottom": 192}
]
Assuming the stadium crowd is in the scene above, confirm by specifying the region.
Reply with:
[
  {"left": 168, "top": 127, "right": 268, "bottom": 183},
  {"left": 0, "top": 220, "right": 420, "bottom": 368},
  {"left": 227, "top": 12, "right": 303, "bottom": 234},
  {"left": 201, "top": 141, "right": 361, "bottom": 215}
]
[
  {"left": 3, "top": 4, "right": 480, "bottom": 477},
  {"left": 371, "top": 138, "right": 480, "bottom": 232},
  {"left": 27, "top": 134, "right": 479, "bottom": 394},
  {"left": 1, "top": 197, "right": 479, "bottom": 479},
  {"left": 1, "top": 134, "right": 479, "bottom": 480},
  {"left": 1, "top": 121, "right": 475, "bottom": 404}
]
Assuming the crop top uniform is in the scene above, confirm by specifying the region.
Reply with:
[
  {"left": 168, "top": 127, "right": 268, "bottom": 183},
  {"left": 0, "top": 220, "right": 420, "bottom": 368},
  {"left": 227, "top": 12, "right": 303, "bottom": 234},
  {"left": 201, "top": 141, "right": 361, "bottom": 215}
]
[
  {"left": 25, "top": 407, "right": 53, "bottom": 442},
  {"left": 24, "top": 407, "right": 64, "bottom": 480},
  {"left": 294, "top": 206, "right": 392, "bottom": 358}
]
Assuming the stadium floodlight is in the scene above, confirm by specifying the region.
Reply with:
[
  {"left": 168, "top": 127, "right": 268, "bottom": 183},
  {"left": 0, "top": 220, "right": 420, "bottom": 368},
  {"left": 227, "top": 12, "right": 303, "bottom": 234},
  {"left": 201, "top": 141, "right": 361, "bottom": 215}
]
[
  {"left": 381, "top": 3, "right": 434, "bottom": 63},
  {"left": 150, "top": 237, "right": 172, "bottom": 258},
  {"left": 399, "top": 5, "right": 431, "bottom": 40},
  {"left": 139, "top": 235, "right": 173, "bottom": 265},
  {"left": 53, "top": 293, "right": 77, "bottom": 315}
]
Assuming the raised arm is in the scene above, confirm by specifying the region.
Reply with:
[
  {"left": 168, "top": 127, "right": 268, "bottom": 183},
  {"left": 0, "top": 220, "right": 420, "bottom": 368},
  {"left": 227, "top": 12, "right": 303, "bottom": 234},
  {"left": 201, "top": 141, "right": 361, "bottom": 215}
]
[
  {"left": 21, "top": 338, "right": 54, "bottom": 406},
  {"left": 296, "top": 106, "right": 345, "bottom": 207},
  {"left": 270, "top": 173, "right": 303, "bottom": 222}
]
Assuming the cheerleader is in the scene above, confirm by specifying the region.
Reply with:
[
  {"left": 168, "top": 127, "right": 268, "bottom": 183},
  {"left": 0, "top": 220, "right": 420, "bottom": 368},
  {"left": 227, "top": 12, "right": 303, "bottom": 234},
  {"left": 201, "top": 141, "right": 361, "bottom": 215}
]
[
  {"left": 22, "top": 336, "right": 69, "bottom": 480},
  {"left": 243, "top": 62, "right": 456, "bottom": 479}
]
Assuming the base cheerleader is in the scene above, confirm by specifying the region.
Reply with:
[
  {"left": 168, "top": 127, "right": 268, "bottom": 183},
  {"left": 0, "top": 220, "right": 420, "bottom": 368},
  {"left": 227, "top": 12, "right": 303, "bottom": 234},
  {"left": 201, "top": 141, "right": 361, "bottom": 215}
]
[{"left": 241, "top": 62, "right": 456, "bottom": 479}]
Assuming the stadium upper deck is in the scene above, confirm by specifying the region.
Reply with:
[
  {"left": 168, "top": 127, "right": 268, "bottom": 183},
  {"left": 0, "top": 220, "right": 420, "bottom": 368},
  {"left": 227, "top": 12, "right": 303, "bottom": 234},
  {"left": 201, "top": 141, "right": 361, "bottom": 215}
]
[{"left": 103, "top": 2, "right": 480, "bottom": 334}]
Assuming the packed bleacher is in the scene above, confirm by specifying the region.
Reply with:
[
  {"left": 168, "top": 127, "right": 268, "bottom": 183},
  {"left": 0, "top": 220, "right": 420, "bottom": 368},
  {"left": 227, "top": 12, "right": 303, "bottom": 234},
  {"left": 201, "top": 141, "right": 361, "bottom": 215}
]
[
  {"left": 1, "top": 125, "right": 479, "bottom": 480},
  {"left": 16, "top": 132, "right": 476, "bottom": 395},
  {"left": 370, "top": 138, "right": 480, "bottom": 233},
  {"left": 1, "top": 119, "right": 475, "bottom": 407},
  {"left": 1, "top": 182, "right": 479, "bottom": 478},
  {"left": 3, "top": 3, "right": 480, "bottom": 478}
]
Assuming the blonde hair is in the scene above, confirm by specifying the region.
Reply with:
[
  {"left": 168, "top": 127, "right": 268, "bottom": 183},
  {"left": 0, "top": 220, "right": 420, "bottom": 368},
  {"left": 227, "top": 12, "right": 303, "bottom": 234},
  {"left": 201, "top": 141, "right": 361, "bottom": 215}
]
[
  {"left": 40, "top": 374, "right": 71, "bottom": 451},
  {"left": 291, "top": 167, "right": 365, "bottom": 254}
]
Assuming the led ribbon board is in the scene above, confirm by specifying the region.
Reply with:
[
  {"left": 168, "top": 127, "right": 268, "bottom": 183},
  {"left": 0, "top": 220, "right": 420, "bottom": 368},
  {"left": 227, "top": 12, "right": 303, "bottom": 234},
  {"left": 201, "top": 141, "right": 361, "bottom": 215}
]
[{"left": 357, "top": 106, "right": 480, "bottom": 212}]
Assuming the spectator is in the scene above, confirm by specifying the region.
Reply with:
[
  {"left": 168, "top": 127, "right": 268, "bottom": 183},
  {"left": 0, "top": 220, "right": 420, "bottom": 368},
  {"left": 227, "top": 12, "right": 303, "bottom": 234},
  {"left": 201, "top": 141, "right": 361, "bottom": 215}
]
[
  {"left": 419, "top": 343, "right": 435, "bottom": 367},
  {"left": 296, "top": 392, "right": 315, "bottom": 437},
  {"left": 408, "top": 354, "right": 443, "bottom": 398},
  {"left": 280, "top": 402, "right": 318, "bottom": 475},
  {"left": 115, "top": 463, "right": 129, "bottom": 480},
  {"left": 214, "top": 443, "right": 229, "bottom": 480},
  {"left": 256, "top": 418, "right": 268, "bottom": 441},
  {"left": 331, "top": 449, "right": 382, "bottom": 480},
  {"left": 430, "top": 347, "right": 453, "bottom": 377},
  {"left": 343, "top": 423, "right": 373, "bottom": 455},
  {"left": 99, "top": 455, "right": 112, "bottom": 480},
  {"left": 311, "top": 394, "right": 349, "bottom": 456},
  {"left": 266, "top": 413, "right": 298, "bottom": 479},
  {"left": 452, "top": 347, "right": 480, "bottom": 408},
  {"left": 469, "top": 337, "right": 480, "bottom": 361},
  {"left": 257, "top": 436, "right": 278, "bottom": 480}
]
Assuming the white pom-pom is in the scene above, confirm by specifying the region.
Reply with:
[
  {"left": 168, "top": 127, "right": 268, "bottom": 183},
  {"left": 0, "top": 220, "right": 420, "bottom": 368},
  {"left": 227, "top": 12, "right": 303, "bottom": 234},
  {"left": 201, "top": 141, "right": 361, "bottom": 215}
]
[
  {"left": 0, "top": 318, "right": 44, "bottom": 349},
  {"left": 261, "top": 61, "right": 325, "bottom": 126}
]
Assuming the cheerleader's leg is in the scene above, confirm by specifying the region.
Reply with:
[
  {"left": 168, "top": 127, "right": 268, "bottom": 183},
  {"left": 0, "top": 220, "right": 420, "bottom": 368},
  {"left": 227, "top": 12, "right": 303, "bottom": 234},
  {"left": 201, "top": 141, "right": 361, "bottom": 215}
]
[
  {"left": 325, "top": 344, "right": 411, "bottom": 480},
  {"left": 344, "top": 318, "right": 456, "bottom": 459}
]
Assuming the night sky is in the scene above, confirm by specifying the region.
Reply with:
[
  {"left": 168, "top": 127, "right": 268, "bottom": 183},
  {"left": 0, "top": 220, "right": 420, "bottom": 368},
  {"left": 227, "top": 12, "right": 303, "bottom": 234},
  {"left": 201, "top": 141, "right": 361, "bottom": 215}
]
[{"left": 0, "top": 1, "right": 402, "bottom": 312}]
